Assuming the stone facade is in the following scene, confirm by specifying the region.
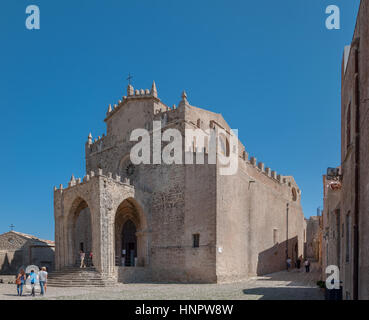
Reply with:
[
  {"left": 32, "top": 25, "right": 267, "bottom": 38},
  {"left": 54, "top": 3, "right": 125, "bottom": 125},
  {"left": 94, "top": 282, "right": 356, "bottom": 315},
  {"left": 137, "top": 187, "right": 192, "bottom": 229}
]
[
  {"left": 322, "top": 0, "right": 369, "bottom": 300},
  {"left": 305, "top": 216, "right": 322, "bottom": 262},
  {"left": 321, "top": 174, "right": 341, "bottom": 282},
  {"left": 0, "top": 231, "right": 55, "bottom": 274},
  {"left": 54, "top": 81, "right": 305, "bottom": 283}
]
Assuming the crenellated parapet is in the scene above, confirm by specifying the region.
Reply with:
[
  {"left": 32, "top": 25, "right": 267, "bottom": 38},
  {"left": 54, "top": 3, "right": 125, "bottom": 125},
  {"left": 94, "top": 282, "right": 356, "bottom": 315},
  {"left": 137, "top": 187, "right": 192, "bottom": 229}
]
[
  {"left": 86, "top": 132, "right": 108, "bottom": 154},
  {"left": 238, "top": 150, "right": 301, "bottom": 199},
  {"left": 105, "top": 81, "right": 161, "bottom": 121},
  {"left": 54, "top": 168, "right": 133, "bottom": 194}
]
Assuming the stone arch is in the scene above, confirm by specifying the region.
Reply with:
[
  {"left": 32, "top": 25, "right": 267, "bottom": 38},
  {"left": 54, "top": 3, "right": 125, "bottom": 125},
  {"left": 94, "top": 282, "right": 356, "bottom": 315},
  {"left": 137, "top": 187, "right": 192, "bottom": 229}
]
[
  {"left": 114, "top": 198, "right": 148, "bottom": 267},
  {"left": 66, "top": 197, "right": 93, "bottom": 266}
]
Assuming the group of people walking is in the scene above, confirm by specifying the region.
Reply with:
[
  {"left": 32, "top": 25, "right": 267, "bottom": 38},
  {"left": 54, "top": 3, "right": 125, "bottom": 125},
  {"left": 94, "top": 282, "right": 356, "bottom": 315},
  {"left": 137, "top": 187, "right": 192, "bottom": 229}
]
[
  {"left": 15, "top": 267, "right": 48, "bottom": 297},
  {"left": 286, "top": 257, "right": 311, "bottom": 272}
]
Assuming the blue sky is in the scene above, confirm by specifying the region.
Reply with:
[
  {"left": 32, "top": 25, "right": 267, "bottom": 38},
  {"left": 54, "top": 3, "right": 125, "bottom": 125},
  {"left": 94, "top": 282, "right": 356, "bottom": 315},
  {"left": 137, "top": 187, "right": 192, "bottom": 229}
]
[{"left": 0, "top": 0, "right": 361, "bottom": 240}]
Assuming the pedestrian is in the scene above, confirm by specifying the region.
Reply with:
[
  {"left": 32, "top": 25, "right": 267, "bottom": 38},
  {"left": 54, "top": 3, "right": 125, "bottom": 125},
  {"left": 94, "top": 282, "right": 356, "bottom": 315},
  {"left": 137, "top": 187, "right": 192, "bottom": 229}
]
[
  {"left": 89, "top": 251, "right": 93, "bottom": 267},
  {"left": 304, "top": 259, "right": 310, "bottom": 273},
  {"left": 15, "top": 269, "right": 26, "bottom": 296},
  {"left": 296, "top": 258, "right": 301, "bottom": 269},
  {"left": 39, "top": 267, "right": 48, "bottom": 296},
  {"left": 80, "top": 250, "right": 86, "bottom": 268},
  {"left": 286, "top": 257, "right": 292, "bottom": 271},
  {"left": 28, "top": 270, "right": 38, "bottom": 297}
]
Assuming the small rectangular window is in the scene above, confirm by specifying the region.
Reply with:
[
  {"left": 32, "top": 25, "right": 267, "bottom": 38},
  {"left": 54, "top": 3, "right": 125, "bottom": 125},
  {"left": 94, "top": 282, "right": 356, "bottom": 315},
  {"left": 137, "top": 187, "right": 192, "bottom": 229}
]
[{"left": 193, "top": 234, "right": 200, "bottom": 248}]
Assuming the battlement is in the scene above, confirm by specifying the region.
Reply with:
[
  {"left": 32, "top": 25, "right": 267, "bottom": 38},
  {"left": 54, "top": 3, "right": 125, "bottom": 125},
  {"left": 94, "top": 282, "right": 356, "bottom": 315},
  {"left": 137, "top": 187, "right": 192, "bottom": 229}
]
[
  {"left": 105, "top": 81, "right": 161, "bottom": 121},
  {"left": 86, "top": 132, "right": 108, "bottom": 154},
  {"left": 84, "top": 80, "right": 301, "bottom": 196},
  {"left": 243, "top": 153, "right": 300, "bottom": 196},
  {"left": 54, "top": 169, "right": 133, "bottom": 193}
]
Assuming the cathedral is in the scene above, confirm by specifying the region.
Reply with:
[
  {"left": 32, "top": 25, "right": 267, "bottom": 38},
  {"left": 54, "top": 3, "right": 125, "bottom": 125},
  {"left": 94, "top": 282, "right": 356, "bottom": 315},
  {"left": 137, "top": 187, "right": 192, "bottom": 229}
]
[{"left": 54, "top": 81, "right": 305, "bottom": 283}]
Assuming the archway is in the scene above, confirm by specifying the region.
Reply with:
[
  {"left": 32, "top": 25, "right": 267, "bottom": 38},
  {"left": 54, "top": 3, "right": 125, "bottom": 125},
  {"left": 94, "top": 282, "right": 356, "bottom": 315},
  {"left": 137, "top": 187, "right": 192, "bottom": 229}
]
[
  {"left": 114, "top": 198, "right": 147, "bottom": 267},
  {"left": 67, "top": 198, "right": 92, "bottom": 267}
]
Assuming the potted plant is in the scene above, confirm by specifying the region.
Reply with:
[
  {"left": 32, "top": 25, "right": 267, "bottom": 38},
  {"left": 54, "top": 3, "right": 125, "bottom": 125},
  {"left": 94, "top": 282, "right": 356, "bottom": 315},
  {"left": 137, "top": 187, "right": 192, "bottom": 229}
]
[{"left": 316, "top": 280, "right": 326, "bottom": 296}]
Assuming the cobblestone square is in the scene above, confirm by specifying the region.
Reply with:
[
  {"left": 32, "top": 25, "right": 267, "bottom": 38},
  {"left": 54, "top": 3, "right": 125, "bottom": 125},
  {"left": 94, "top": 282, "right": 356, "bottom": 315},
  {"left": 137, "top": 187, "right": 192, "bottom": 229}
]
[{"left": 0, "top": 269, "right": 323, "bottom": 300}]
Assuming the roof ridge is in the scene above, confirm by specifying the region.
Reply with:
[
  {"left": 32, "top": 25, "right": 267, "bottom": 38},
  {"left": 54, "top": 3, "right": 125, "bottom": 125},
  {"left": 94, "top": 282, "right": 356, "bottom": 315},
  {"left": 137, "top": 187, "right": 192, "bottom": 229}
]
[{"left": 7, "top": 231, "right": 54, "bottom": 244}]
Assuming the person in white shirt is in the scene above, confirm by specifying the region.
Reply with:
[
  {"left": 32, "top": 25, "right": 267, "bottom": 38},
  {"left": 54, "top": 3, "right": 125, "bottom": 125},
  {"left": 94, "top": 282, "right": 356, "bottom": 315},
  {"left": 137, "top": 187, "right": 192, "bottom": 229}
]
[
  {"left": 80, "top": 251, "right": 86, "bottom": 268},
  {"left": 304, "top": 259, "right": 310, "bottom": 273},
  {"left": 39, "top": 267, "right": 48, "bottom": 295},
  {"left": 286, "top": 257, "right": 292, "bottom": 271}
]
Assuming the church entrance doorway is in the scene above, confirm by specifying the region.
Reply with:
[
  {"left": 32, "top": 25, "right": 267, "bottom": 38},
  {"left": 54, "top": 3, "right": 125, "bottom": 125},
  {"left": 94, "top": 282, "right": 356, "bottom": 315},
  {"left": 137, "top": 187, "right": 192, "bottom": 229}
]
[
  {"left": 114, "top": 198, "right": 147, "bottom": 267},
  {"left": 122, "top": 220, "right": 137, "bottom": 267}
]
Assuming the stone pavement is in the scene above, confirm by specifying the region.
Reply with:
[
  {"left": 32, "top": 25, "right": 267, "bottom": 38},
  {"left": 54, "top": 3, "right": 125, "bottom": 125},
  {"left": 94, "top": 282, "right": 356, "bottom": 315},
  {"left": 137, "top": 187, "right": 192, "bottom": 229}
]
[{"left": 0, "top": 268, "right": 324, "bottom": 300}]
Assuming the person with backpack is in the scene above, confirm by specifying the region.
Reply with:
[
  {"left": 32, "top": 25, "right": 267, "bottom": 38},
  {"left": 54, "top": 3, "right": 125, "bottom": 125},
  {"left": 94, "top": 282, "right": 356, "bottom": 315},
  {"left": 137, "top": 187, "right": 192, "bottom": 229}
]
[
  {"left": 15, "top": 269, "right": 26, "bottom": 296},
  {"left": 28, "top": 270, "right": 38, "bottom": 297}
]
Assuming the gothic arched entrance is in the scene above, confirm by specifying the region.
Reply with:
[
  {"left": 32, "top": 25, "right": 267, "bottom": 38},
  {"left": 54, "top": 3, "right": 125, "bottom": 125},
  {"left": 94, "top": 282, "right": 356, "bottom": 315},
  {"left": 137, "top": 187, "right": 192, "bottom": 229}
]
[
  {"left": 67, "top": 198, "right": 92, "bottom": 266},
  {"left": 114, "top": 198, "right": 147, "bottom": 267}
]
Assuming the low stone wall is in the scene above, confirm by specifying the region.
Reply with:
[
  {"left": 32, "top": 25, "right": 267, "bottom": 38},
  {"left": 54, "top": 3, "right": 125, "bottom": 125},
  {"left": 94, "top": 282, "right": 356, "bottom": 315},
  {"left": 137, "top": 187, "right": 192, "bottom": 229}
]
[
  {"left": 116, "top": 267, "right": 152, "bottom": 283},
  {"left": 0, "top": 275, "right": 16, "bottom": 284}
]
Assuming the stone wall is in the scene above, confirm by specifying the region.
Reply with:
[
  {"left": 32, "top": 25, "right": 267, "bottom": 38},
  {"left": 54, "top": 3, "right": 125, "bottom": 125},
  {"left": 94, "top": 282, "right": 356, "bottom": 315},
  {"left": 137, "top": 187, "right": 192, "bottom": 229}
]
[
  {"left": 340, "top": 0, "right": 369, "bottom": 300},
  {"left": 215, "top": 157, "right": 304, "bottom": 282}
]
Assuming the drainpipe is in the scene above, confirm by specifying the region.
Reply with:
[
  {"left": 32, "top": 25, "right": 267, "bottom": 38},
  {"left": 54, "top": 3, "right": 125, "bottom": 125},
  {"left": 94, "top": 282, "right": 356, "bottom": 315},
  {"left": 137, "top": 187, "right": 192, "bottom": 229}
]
[{"left": 352, "top": 37, "right": 360, "bottom": 300}]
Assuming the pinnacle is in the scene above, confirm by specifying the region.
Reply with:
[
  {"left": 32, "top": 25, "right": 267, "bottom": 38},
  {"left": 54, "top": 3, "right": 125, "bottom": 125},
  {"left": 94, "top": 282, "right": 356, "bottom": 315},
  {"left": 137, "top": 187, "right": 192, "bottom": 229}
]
[{"left": 151, "top": 81, "right": 158, "bottom": 98}]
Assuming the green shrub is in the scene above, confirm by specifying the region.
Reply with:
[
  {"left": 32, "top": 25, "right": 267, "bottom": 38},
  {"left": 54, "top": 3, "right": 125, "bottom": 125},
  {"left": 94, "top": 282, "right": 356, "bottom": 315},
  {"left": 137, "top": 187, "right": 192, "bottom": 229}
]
[{"left": 317, "top": 280, "right": 326, "bottom": 288}]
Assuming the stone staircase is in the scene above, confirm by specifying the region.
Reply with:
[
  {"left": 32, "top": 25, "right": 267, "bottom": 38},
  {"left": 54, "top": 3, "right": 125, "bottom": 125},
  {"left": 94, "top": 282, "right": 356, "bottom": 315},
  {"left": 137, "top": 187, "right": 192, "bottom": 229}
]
[{"left": 47, "top": 267, "right": 116, "bottom": 287}]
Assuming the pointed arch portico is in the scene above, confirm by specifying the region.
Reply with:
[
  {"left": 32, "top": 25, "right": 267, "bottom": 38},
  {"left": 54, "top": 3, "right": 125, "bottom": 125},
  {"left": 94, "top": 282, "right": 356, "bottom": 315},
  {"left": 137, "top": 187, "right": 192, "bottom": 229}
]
[
  {"left": 114, "top": 197, "right": 149, "bottom": 268},
  {"left": 54, "top": 171, "right": 136, "bottom": 276}
]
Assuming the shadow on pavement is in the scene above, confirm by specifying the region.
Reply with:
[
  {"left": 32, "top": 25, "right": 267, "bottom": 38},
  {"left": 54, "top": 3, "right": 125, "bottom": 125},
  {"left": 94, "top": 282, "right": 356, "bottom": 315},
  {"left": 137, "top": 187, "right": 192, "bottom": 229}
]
[{"left": 242, "top": 287, "right": 324, "bottom": 300}]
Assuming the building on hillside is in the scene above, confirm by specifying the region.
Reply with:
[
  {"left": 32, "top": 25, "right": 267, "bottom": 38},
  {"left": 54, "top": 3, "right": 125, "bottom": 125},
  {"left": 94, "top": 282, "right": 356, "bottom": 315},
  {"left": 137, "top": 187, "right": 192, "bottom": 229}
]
[
  {"left": 0, "top": 231, "right": 55, "bottom": 274},
  {"left": 54, "top": 81, "right": 306, "bottom": 283}
]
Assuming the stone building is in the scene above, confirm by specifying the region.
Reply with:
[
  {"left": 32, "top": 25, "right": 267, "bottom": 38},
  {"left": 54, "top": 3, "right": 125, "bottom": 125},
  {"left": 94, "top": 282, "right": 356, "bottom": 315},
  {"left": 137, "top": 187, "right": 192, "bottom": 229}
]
[
  {"left": 322, "top": 0, "right": 369, "bottom": 300},
  {"left": 0, "top": 231, "right": 55, "bottom": 274},
  {"left": 54, "top": 81, "right": 306, "bottom": 283},
  {"left": 305, "top": 216, "right": 322, "bottom": 262},
  {"left": 321, "top": 173, "right": 341, "bottom": 281}
]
